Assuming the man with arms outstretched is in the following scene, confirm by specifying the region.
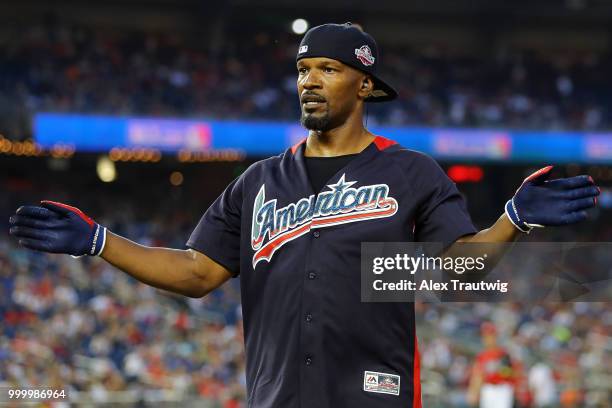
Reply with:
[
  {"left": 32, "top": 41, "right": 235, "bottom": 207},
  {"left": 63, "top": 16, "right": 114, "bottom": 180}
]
[{"left": 9, "top": 23, "right": 599, "bottom": 408}]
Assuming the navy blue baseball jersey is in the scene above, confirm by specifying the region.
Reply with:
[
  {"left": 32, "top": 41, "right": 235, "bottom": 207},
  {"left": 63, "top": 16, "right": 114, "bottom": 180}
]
[{"left": 188, "top": 136, "right": 476, "bottom": 408}]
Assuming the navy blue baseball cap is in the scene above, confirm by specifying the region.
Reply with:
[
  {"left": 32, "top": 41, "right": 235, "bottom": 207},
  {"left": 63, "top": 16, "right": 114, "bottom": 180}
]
[{"left": 296, "top": 22, "right": 398, "bottom": 102}]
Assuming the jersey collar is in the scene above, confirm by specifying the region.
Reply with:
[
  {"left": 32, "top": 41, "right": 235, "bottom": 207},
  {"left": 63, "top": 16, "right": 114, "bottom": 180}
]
[{"left": 290, "top": 136, "right": 396, "bottom": 196}]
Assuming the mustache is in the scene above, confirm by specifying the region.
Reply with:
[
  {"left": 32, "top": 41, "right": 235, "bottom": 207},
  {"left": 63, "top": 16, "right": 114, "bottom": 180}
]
[{"left": 301, "top": 92, "right": 326, "bottom": 103}]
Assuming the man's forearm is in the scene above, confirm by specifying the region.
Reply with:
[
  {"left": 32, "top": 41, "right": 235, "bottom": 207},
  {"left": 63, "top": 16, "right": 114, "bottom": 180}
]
[
  {"left": 9, "top": 201, "right": 231, "bottom": 297},
  {"left": 445, "top": 214, "right": 520, "bottom": 276},
  {"left": 458, "top": 213, "right": 520, "bottom": 244},
  {"left": 100, "top": 232, "right": 208, "bottom": 298}
]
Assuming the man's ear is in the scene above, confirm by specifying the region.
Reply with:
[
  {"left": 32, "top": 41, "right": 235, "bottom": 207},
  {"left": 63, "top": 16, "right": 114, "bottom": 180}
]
[{"left": 358, "top": 76, "right": 374, "bottom": 100}]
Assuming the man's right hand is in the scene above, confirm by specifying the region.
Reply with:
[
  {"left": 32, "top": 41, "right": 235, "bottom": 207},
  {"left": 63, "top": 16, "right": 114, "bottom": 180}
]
[{"left": 9, "top": 201, "right": 106, "bottom": 256}]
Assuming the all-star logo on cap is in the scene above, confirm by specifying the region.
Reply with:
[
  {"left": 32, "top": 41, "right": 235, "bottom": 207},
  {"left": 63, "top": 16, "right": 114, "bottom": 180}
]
[{"left": 355, "top": 45, "right": 375, "bottom": 66}]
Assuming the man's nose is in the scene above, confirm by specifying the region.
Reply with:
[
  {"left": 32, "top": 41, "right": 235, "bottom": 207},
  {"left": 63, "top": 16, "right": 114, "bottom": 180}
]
[{"left": 301, "top": 71, "right": 322, "bottom": 89}]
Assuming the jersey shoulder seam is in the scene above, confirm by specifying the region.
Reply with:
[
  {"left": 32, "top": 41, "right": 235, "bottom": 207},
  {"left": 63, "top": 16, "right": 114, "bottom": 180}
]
[
  {"left": 385, "top": 146, "right": 418, "bottom": 199},
  {"left": 241, "top": 153, "right": 284, "bottom": 177},
  {"left": 383, "top": 146, "right": 442, "bottom": 207}
]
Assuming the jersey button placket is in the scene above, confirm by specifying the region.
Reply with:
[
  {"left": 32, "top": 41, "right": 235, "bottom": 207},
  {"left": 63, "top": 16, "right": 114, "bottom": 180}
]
[{"left": 299, "top": 226, "right": 326, "bottom": 407}]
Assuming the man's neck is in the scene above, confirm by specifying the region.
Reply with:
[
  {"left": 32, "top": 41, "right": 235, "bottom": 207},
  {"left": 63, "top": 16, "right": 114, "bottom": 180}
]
[{"left": 304, "top": 121, "right": 374, "bottom": 157}]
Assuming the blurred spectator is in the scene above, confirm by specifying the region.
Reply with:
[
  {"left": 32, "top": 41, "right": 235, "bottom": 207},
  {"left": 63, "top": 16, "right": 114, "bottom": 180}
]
[
  {"left": 528, "top": 362, "right": 556, "bottom": 407},
  {"left": 466, "top": 322, "right": 523, "bottom": 408}
]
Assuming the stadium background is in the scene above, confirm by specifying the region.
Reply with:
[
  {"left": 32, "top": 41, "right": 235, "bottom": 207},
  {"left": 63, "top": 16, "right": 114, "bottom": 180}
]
[{"left": 1, "top": 0, "right": 611, "bottom": 406}]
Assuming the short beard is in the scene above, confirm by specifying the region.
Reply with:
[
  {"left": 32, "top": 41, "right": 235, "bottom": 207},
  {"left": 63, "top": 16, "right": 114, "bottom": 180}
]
[{"left": 301, "top": 111, "right": 332, "bottom": 131}]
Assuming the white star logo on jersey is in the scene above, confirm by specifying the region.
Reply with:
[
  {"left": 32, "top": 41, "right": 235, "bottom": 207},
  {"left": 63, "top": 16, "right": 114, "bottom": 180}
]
[
  {"left": 250, "top": 174, "right": 398, "bottom": 268},
  {"left": 327, "top": 175, "right": 357, "bottom": 191}
]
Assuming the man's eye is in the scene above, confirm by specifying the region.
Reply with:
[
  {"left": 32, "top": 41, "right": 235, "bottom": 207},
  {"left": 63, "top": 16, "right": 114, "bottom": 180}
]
[
  {"left": 324, "top": 67, "right": 335, "bottom": 73},
  {"left": 298, "top": 68, "right": 308, "bottom": 74}
]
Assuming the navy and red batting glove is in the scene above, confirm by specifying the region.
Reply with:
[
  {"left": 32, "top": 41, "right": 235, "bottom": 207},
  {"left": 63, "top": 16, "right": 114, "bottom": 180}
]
[
  {"left": 9, "top": 201, "right": 106, "bottom": 256},
  {"left": 505, "top": 166, "right": 600, "bottom": 233}
]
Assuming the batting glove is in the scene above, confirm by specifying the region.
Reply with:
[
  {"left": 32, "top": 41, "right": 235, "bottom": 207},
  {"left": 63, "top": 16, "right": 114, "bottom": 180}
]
[
  {"left": 9, "top": 201, "right": 107, "bottom": 256},
  {"left": 505, "top": 166, "right": 600, "bottom": 233}
]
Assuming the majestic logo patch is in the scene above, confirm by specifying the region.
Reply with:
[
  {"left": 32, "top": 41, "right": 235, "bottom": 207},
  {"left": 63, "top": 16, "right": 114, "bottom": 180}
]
[
  {"left": 355, "top": 45, "right": 375, "bottom": 66},
  {"left": 363, "top": 371, "right": 400, "bottom": 396},
  {"left": 298, "top": 45, "right": 309, "bottom": 54},
  {"left": 251, "top": 174, "right": 397, "bottom": 268}
]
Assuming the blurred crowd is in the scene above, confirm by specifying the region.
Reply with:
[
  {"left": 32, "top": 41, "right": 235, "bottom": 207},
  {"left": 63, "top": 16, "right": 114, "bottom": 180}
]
[
  {"left": 416, "top": 302, "right": 610, "bottom": 407},
  {"left": 1, "top": 20, "right": 612, "bottom": 139},
  {"left": 2, "top": 234, "right": 610, "bottom": 407},
  {"left": 1, "top": 184, "right": 610, "bottom": 407},
  {"left": 0, "top": 227, "right": 246, "bottom": 407}
]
